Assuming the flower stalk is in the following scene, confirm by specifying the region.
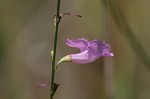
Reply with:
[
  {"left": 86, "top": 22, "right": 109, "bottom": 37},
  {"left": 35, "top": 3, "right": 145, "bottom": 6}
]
[{"left": 50, "top": 0, "right": 61, "bottom": 99}]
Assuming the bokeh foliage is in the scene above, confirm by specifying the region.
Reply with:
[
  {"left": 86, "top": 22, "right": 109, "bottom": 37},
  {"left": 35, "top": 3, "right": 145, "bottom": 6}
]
[{"left": 0, "top": 0, "right": 150, "bottom": 99}]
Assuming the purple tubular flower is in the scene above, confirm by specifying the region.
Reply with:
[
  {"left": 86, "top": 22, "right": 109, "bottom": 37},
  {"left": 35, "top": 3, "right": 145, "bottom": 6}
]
[{"left": 64, "top": 38, "right": 114, "bottom": 64}]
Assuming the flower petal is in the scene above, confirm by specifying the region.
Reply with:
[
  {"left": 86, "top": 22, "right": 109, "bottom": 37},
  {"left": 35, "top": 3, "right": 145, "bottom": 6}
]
[
  {"left": 65, "top": 38, "right": 89, "bottom": 52},
  {"left": 88, "top": 40, "right": 103, "bottom": 55},
  {"left": 89, "top": 40, "right": 113, "bottom": 57},
  {"left": 71, "top": 50, "right": 91, "bottom": 64},
  {"left": 58, "top": 38, "right": 114, "bottom": 65}
]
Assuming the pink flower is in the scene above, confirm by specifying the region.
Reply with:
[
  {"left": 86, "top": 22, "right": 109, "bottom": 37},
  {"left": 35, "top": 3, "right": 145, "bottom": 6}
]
[{"left": 57, "top": 38, "right": 113, "bottom": 66}]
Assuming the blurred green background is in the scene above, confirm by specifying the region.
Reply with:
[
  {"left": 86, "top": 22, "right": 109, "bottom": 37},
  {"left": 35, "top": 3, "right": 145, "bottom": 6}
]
[{"left": 1, "top": 0, "right": 150, "bottom": 99}]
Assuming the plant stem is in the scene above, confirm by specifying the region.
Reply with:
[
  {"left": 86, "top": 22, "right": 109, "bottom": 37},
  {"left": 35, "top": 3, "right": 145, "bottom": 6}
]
[{"left": 50, "top": 0, "right": 61, "bottom": 99}]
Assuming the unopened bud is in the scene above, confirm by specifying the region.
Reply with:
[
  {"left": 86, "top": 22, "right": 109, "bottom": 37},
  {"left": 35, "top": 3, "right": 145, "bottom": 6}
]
[{"left": 51, "top": 50, "right": 54, "bottom": 61}]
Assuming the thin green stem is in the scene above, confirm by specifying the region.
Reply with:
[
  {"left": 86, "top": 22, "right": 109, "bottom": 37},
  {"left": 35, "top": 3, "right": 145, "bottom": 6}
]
[{"left": 50, "top": 0, "right": 61, "bottom": 99}]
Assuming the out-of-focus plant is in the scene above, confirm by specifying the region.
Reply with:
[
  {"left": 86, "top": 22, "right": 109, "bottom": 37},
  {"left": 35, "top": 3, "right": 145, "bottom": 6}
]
[{"left": 102, "top": 0, "right": 150, "bottom": 70}]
